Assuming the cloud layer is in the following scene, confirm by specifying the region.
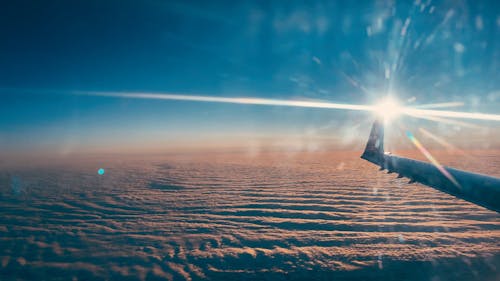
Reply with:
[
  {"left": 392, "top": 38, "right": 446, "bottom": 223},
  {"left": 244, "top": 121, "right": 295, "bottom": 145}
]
[{"left": 0, "top": 151, "right": 499, "bottom": 280}]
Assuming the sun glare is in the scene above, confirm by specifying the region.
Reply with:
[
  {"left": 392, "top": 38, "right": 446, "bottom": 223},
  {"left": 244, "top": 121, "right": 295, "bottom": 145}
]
[{"left": 373, "top": 96, "right": 402, "bottom": 122}]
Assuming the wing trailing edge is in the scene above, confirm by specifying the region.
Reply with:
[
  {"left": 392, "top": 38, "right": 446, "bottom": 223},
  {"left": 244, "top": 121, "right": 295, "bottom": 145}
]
[{"left": 361, "top": 120, "right": 500, "bottom": 213}]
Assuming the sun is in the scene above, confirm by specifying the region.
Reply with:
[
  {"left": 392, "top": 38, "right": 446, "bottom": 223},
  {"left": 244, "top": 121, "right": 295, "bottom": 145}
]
[{"left": 373, "top": 96, "right": 402, "bottom": 122}]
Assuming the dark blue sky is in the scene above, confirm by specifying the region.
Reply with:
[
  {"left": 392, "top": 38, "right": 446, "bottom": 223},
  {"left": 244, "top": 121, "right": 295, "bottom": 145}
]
[{"left": 1, "top": 0, "right": 499, "bottom": 154}]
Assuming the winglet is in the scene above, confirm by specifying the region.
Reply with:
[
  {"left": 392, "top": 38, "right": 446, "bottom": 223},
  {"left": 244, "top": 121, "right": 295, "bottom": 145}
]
[{"left": 361, "top": 119, "right": 385, "bottom": 165}]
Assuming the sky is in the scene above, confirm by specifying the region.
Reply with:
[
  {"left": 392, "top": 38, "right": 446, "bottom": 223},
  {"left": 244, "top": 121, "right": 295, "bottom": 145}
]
[{"left": 1, "top": 0, "right": 499, "bottom": 156}]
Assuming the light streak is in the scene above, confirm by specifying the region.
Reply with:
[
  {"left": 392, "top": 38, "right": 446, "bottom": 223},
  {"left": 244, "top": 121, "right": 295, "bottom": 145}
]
[
  {"left": 80, "top": 91, "right": 500, "bottom": 122},
  {"left": 418, "top": 128, "right": 467, "bottom": 155},
  {"left": 406, "top": 131, "right": 461, "bottom": 188},
  {"left": 84, "top": 91, "right": 373, "bottom": 111},
  {"left": 413, "top": 102, "right": 464, "bottom": 109},
  {"left": 404, "top": 108, "right": 500, "bottom": 122},
  {"left": 405, "top": 112, "right": 483, "bottom": 129}
]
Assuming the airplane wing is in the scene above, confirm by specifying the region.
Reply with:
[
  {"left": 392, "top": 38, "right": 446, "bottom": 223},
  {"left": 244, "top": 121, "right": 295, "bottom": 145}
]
[{"left": 361, "top": 120, "right": 500, "bottom": 213}]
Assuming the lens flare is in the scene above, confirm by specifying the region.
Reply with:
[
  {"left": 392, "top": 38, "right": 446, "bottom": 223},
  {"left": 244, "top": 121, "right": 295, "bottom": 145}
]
[
  {"left": 404, "top": 108, "right": 500, "bottom": 122},
  {"left": 80, "top": 91, "right": 500, "bottom": 122},
  {"left": 413, "top": 102, "right": 464, "bottom": 109},
  {"left": 406, "top": 131, "right": 460, "bottom": 188},
  {"left": 84, "top": 91, "right": 373, "bottom": 111},
  {"left": 418, "top": 128, "right": 466, "bottom": 155},
  {"left": 373, "top": 96, "right": 402, "bottom": 122},
  {"left": 405, "top": 113, "right": 483, "bottom": 129}
]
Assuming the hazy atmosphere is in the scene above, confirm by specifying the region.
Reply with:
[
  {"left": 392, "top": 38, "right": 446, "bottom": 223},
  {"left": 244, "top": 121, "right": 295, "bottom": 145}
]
[
  {"left": 1, "top": 0, "right": 499, "bottom": 156},
  {"left": 1, "top": 0, "right": 499, "bottom": 280}
]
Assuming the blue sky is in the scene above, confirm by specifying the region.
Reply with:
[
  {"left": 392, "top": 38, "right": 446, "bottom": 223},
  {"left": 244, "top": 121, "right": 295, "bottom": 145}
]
[{"left": 1, "top": 0, "right": 499, "bottom": 155}]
